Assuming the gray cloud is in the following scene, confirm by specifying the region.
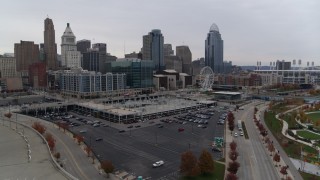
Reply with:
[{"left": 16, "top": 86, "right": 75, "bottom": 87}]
[{"left": 0, "top": 0, "right": 319, "bottom": 66}]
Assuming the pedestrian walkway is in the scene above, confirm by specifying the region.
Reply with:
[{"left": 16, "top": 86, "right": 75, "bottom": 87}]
[
  {"left": 0, "top": 121, "right": 67, "bottom": 180},
  {"left": 290, "top": 158, "right": 320, "bottom": 176}
]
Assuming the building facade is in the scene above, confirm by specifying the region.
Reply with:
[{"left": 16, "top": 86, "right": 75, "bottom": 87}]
[
  {"left": 192, "top": 58, "right": 205, "bottom": 76},
  {"left": 61, "top": 23, "right": 81, "bottom": 68},
  {"left": 57, "top": 68, "right": 126, "bottom": 95},
  {"left": 28, "top": 62, "right": 47, "bottom": 88},
  {"left": 205, "top": 23, "right": 223, "bottom": 74},
  {"left": 0, "top": 57, "right": 17, "bottom": 78},
  {"left": 82, "top": 49, "right": 106, "bottom": 73},
  {"left": 176, "top": 45, "right": 192, "bottom": 75},
  {"left": 92, "top": 43, "right": 107, "bottom": 54},
  {"left": 110, "top": 58, "right": 154, "bottom": 88},
  {"left": 164, "top": 55, "right": 182, "bottom": 73},
  {"left": 14, "top": 41, "right": 40, "bottom": 72},
  {"left": 163, "top": 44, "right": 174, "bottom": 56},
  {"left": 44, "top": 17, "right": 57, "bottom": 70},
  {"left": 76, "top": 39, "right": 91, "bottom": 53},
  {"left": 142, "top": 29, "right": 164, "bottom": 71}
]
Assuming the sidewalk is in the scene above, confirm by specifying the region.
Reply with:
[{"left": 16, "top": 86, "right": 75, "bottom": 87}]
[
  {"left": 0, "top": 120, "right": 67, "bottom": 180},
  {"left": 16, "top": 112, "right": 119, "bottom": 180},
  {"left": 290, "top": 158, "right": 320, "bottom": 176}
]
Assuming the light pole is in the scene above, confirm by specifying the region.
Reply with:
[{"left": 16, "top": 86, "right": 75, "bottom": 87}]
[{"left": 155, "top": 132, "right": 158, "bottom": 146}]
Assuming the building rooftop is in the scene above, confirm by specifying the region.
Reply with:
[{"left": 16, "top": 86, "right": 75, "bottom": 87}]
[
  {"left": 163, "top": 69, "right": 178, "bottom": 73},
  {"left": 209, "top": 23, "right": 219, "bottom": 32},
  {"left": 213, "top": 91, "right": 241, "bottom": 95}
]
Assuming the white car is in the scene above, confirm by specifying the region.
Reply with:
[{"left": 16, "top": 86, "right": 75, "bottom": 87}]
[
  {"left": 234, "top": 132, "right": 238, "bottom": 137},
  {"left": 152, "top": 160, "right": 164, "bottom": 167},
  {"left": 240, "top": 132, "right": 244, "bottom": 136}
]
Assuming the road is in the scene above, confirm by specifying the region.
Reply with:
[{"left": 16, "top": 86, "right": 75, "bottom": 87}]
[
  {"left": 15, "top": 113, "right": 108, "bottom": 180},
  {"left": 235, "top": 102, "right": 279, "bottom": 180}
]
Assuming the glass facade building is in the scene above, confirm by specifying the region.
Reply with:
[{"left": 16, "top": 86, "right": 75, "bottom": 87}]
[
  {"left": 110, "top": 58, "right": 154, "bottom": 88},
  {"left": 205, "top": 23, "right": 224, "bottom": 74}
]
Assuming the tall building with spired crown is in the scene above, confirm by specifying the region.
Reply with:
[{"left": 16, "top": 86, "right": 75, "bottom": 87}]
[
  {"left": 205, "top": 23, "right": 223, "bottom": 73},
  {"left": 44, "top": 17, "right": 57, "bottom": 70},
  {"left": 142, "top": 29, "right": 164, "bottom": 71},
  {"left": 61, "top": 23, "right": 81, "bottom": 68}
]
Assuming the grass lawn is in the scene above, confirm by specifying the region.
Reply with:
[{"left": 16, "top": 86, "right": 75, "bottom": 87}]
[
  {"left": 264, "top": 111, "right": 318, "bottom": 160},
  {"left": 306, "top": 113, "right": 320, "bottom": 130},
  {"left": 181, "top": 161, "right": 225, "bottom": 180},
  {"left": 306, "top": 112, "right": 320, "bottom": 122},
  {"left": 296, "top": 130, "right": 320, "bottom": 140},
  {"left": 300, "top": 171, "right": 320, "bottom": 180}
]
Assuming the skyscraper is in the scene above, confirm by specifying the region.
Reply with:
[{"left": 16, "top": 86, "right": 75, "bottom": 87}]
[
  {"left": 44, "top": 17, "right": 57, "bottom": 70},
  {"left": 142, "top": 29, "right": 164, "bottom": 71},
  {"left": 61, "top": 23, "right": 81, "bottom": 68},
  {"left": 92, "top": 43, "right": 107, "bottom": 54},
  {"left": 163, "top": 44, "right": 174, "bottom": 56},
  {"left": 205, "top": 23, "right": 223, "bottom": 73},
  {"left": 77, "top": 39, "right": 91, "bottom": 53},
  {"left": 14, "top": 41, "right": 40, "bottom": 72},
  {"left": 176, "top": 45, "right": 192, "bottom": 75}
]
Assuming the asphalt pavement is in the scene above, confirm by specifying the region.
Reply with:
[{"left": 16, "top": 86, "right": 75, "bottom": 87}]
[
  {"left": 234, "top": 101, "right": 280, "bottom": 180},
  {"left": 69, "top": 107, "right": 225, "bottom": 179}
]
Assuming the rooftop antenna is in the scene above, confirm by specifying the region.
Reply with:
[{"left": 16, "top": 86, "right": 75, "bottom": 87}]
[{"left": 124, "top": 41, "right": 126, "bottom": 57}]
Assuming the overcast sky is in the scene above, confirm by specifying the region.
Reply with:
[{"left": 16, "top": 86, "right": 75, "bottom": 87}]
[{"left": 0, "top": 0, "right": 319, "bottom": 66}]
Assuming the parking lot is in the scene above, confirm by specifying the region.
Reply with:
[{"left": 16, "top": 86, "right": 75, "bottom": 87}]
[
  {"left": 22, "top": 104, "right": 227, "bottom": 179},
  {"left": 71, "top": 108, "right": 225, "bottom": 179}
]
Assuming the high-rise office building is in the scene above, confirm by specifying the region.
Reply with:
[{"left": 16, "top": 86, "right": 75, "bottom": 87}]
[
  {"left": 163, "top": 44, "right": 174, "bottom": 56},
  {"left": 14, "top": 41, "right": 40, "bottom": 72},
  {"left": 109, "top": 58, "right": 154, "bottom": 88},
  {"left": 164, "top": 56, "right": 182, "bottom": 73},
  {"left": 205, "top": 23, "right": 223, "bottom": 73},
  {"left": 176, "top": 46, "right": 192, "bottom": 75},
  {"left": 92, "top": 43, "right": 107, "bottom": 54},
  {"left": 61, "top": 23, "right": 81, "bottom": 68},
  {"left": 142, "top": 29, "right": 164, "bottom": 71},
  {"left": 44, "top": 17, "right": 57, "bottom": 70},
  {"left": 77, "top": 39, "right": 91, "bottom": 53}
]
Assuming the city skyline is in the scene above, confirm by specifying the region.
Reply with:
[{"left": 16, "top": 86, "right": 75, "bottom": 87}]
[{"left": 0, "top": 0, "right": 319, "bottom": 66}]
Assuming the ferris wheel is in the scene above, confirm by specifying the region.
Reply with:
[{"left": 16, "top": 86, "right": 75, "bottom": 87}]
[{"left": 199, "top": 66, "right": 214, "bottom": 91}]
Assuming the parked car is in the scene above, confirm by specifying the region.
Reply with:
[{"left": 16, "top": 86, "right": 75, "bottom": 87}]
[
  {"left": 127, "top": 125, "right": 133, "bottom": 128},
  {"left": 119, "top": 130, "right": 125, "bottom": 133},
  {"left": 178, "top": 128, "right": 184, "bottom": 132},
  {"left": 95, "top": 137, "right": 103, "bottom": 141},
  {"left": 92, "top": 123, "right": 100, "bottom": 127},
  {"left": 152, "top": 160, "right": 164, "bottom": 168},
  {"left": 79, "top": 129, "right": 87, "bottom": 133}
]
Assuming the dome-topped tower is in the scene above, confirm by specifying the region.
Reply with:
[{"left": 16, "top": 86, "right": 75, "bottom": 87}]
[{"left": 209, "top": 23, "right": 219, "bottom": 32}]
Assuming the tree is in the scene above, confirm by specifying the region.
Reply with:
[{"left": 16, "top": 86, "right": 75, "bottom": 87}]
[
  {"left": 101, "top": 160, "right": 114, "bottom": 178},
  {"left": 190, "top": 163, "right": 201, "bottom": 177},
  {"left": 180, "top": 151, "right": 199, "bottom": 177},
  {"left": 54, "top": 152, "right": 61, "bottom": 161},
  {"left": 227, "top": 161, "right": 240, "bottom": 174},
  {"left": 198, "top": 150, "right": 214, "bottom": 174},
  {"left": 61, "top": 123, "right": 69, "bottom": 133},
  {"left": 229, "top": 123, "right": 235, "bottom": 132},
  {"left": 75, "top": 135, "right": 84, "bottom": 145},
  {"left": 229, "top": 150, "right": 239, "bottom": 161},
  {"left": 230, "top": 141, "right": 237, "bottom": 151},
  {"left": 273, "top": 153, "right": 280, "bottom": 166},
  {"left": 268, "top": 143, "right": 275, "bottom": 156},
  {"left": 280, "top": 166, "right": 288, "bottom": 178},
  {"left": 85, "top": 146, "right": 92, "bottom": 157},
  {"left": 32, "top": 122, "right": 46, "bottom": 134},
  {"left": 226, "top": 172, "right": 238, "bottom": 180}
]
